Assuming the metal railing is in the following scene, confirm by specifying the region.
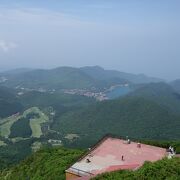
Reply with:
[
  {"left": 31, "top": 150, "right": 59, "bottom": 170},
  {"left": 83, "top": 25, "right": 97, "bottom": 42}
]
[{"left": 68, "top": 167, "right": 94, "bottom": 177}]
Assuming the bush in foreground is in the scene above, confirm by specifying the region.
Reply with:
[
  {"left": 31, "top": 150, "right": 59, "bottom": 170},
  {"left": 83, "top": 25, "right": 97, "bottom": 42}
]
[
  {"left": 0, "top": 147, "right": 83, "bottom": 180},
  {"left": 93, "top": 157, "right": 180, "bottom": 180}
]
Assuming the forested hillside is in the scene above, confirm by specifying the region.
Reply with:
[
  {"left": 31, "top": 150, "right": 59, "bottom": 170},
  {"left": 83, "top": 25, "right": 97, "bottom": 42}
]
[
  {"left": 0, "top": 147, "right": 84, "bottom": 180},
  {"left": 129, "top": 82, "right": 180, "bottom": 114},
  {"left": 170, "top": 79, "right": 180, "bottom": 93},
  {"left": 81, "top": 66, "right": 162, "bottom": 84},
  {"left": 50, "top": 83, "right": 180, "bottom": 147},
  {"left": 52, "top": 96, "right": 180, "bottom": 147},
  {"left": 0, "top": 91, "right": 95, "bottom": 170},
  {"left": 18, "top": 91, "right": 95, "bottom": 110},
  {"left": 1, "top": 67, "right": 95, "bottom": 89},
  {"left": 0, "top": 87, "right": 23, "bottom": 118}
]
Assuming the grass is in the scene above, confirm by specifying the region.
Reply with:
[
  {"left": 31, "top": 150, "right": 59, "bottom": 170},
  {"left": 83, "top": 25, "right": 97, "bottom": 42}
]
[
  {"left": 0, "top": 107, "right": 49, "bottom": 139},
  {"left": 0, "top": 140, "right": 6, "bottom": 146},
  {"left": 28, "top": 107, "right": 49, "bottom": 138},
  {"left": 0, "top": 116, "right": 20, "bottom": 138}
]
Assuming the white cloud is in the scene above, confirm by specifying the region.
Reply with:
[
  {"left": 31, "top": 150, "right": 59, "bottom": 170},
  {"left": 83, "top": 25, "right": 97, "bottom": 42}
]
[
  {"left": 0, "top": 7, "right": 94, "bottom": 28},
  {"left": 0, "top": 40, "right": 18, "bottom": 53}
]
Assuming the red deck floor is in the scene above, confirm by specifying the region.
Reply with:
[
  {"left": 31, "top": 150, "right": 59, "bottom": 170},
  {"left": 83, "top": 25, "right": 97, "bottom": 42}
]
[{"left": 68, "top": 137, "right": 167, "bottom": 178}]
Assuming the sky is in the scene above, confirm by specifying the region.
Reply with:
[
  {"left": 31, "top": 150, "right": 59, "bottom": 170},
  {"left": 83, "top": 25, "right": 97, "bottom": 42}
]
[{"left": 0, "top": 0, "right": 180, "bottom": 80}]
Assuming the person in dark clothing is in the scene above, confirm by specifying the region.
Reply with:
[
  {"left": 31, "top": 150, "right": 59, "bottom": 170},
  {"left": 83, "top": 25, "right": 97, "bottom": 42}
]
[{"left": 121, "top": 155, "right": 124, "bottom": 161}]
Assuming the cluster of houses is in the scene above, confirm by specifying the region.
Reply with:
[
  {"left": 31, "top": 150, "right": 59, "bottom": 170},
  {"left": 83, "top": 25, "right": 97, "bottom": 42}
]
[{"left": 64, "top": 89, "right": 108, "bottom": 101}]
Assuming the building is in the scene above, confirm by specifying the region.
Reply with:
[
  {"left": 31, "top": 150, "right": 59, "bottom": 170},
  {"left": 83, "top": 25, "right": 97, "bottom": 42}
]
[{"left": 65, "top": 135, "right": 167, "bottom": 180}]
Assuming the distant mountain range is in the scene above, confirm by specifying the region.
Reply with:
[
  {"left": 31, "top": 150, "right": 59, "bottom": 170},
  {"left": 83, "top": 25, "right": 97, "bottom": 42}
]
[
  {"left": 2, "top": 68, "right": 33, "bottom": 75},
  {"left": 170, "top": 79, "right": 180, "bottom": 93},
  {"left": 81, "top": 66, "right": 163, "bottom": 84},
  {"left": 0, "top": 66, "right": 163, "bottom": 90}
]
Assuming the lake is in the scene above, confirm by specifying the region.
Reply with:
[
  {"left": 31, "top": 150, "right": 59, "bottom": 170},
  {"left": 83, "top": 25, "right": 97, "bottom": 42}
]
[{"left": 106, "top": 86, "right": 132, "bottom": 99}]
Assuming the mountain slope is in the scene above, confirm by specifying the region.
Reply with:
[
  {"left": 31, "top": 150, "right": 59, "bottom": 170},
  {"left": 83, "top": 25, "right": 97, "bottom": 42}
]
[
  {"left": 128, "top": 82, "right": 180, "bottom": 114},
  {"left": 2, "top": 67, "right": 96, "bottom": 89},
  {"left": 0, "top": 147, "right": 83, "bottom": 180},
  {"left": 170, "top": 79, "right": 180, "bottom": 93},
  {"left": 18, "top": 91, "right": 95, "bottom": 111},
  {"left": 0, "top": 90, "right": 94, "bottom": 169},
  {"left": 81, "top": 66, "right": 163, "bottom": 84},
  {"left": 52, "top": 96, "right": 180, "bottom": 147},
  {"left": 0, "top": 86, "right": 23, "bottom": 118},
  {"left": 2, "top": 68, "right": 33, "bottom": 75}
]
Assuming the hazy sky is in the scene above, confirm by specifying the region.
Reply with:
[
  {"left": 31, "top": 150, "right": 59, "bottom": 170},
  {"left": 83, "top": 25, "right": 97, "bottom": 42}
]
[{"left": 0, "top": 0, "right": 180, "bottom": 80}]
